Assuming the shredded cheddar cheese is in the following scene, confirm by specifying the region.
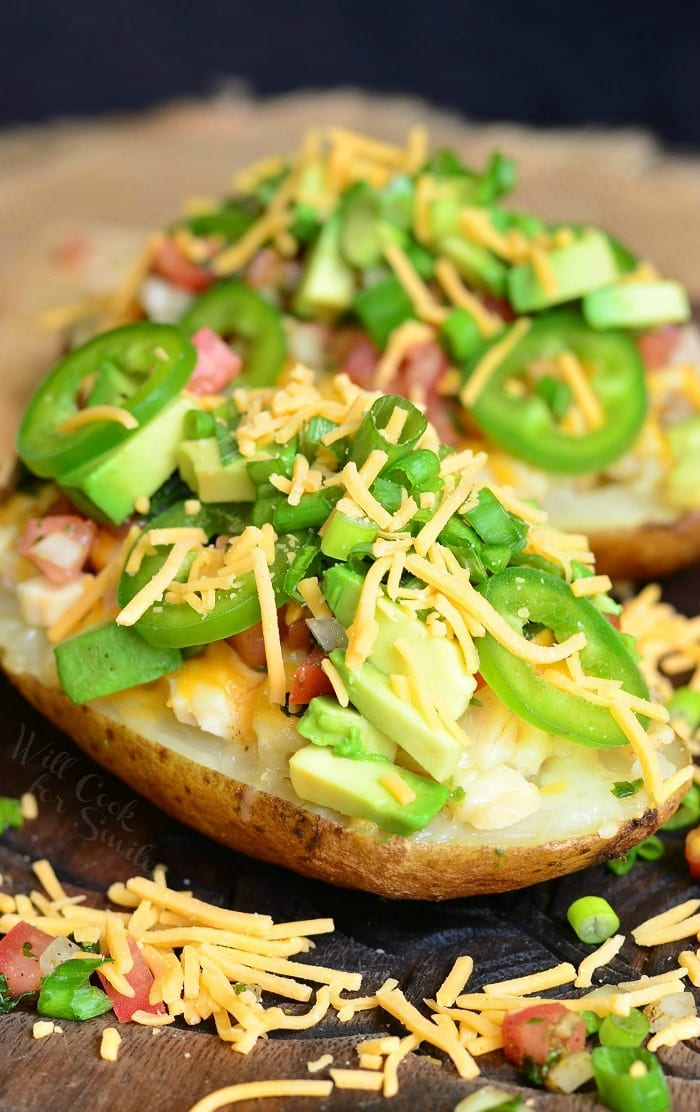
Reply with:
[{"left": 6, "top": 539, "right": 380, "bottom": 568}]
[{"left": 57, "top": 405, "right": 139, "bottom": 434}]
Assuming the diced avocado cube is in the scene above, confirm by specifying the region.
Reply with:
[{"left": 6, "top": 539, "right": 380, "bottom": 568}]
[
  {"left": 324, "top": 566, "right": 475, "bottom": 721},
  {"left": 59, "top": 395, "right": 191, "bottom": 525},
  {"left": 55, "top": 622, "right": 182, "bottom": 704},
  {"left": 293, "top": 214, "right": 356, "bottom": 319},
  {"left": 582, "top": 280, "right": 690, "bottom": 330},
  {"left": 177, "top": 438, "right": 256, "bottom": 503},
  {"left": 508, "top": 231, "right": 620, "bottom": 312},
  {"left": 288, "top": 744, "right": 449, "bottom": 836},
  {"left": 297, "top": 695, "right": 397, "bottom": 760},
  {"left": 436, "top": 235, "right": 508, "bottom": 296},
  {"left": 329, "top": 649, "right": 463, "bottom": 782}
]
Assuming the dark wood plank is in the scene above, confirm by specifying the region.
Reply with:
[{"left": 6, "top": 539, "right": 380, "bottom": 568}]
[{"left": 1, "top": 566, "right": 699, "bottom": 1110}]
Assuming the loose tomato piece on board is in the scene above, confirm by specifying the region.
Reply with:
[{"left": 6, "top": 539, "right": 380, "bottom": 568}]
[
  {"left": 189, "top": 327, "right": 243, "bottom": 395},
  {"left": 502, "top": 1002, "right": 585, "bottom": 1070},
  {"left": 0, "top": 922, "right": 53, "bottom": 996},
  {"left": 685, "top": 827, "right": 700, "bottom": 879},
  {"left": 97, "top": 937, "right": 164, "bottom": 1022},
  {"left": 19, "top": 515, "right": 97, "bottom": 585},
  {"left": 341, "top": 333, "right": 381, "bottom": 390},
  {"left": 289, "top": 648, "right": 334, "bottom": 705},
  {"left": 153, "top": 238, "right": 213, "bottom": 293}
]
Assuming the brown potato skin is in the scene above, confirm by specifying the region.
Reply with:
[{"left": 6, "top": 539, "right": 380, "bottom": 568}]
[
  {"left": 7, "top": 667, "right": 688, "bottom": 901},
  {"left": 589, "top": 509, "right": 700, "bottom": 581}
]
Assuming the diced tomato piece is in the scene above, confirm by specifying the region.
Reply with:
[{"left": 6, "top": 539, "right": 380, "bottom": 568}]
[
  {"left": 281, "top": 614, "right": 313, "bottom": 655},
  {"left": 97, "top": 937, "right": 164, "bottom": 1022},
  {"left": 341, "top": 334, "right": 381, "bottom": 389},
  {"left": 228, "top": 621, "right": 268, "bottom": 671},
  {"left": 19, "top": 514, "right": 97, "bottom": 585},
  {"left": 245, "top": 248, "right": 288, "bottom": 291},
  {"left": 502, "top": 1003, "right": 585, "bottom": 1069},
  {"left": 605, "top": 612, "right": 622, "bottom": 631},
  {"left": 0, "top": 922, "right": 53, "bottom": 997},
  {"left": 189, "top": 327, "right": 243, "bottom": 395},
  {"left": 482, "top": 293, "right": 515, "bottom": 322},
  {"left": 637, "top": 325, "right": 680, "bottom": 370},
  {"left": 289, "top": 647, "right": 334, "bottom": 705},
  {"left": 685, "top": 828, "right": 700, "bottom": 879},
  {"left": 153, "top": 238, "right": 213, "bottom": 293}
]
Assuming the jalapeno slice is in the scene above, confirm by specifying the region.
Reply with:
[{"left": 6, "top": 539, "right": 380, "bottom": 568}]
[
  {"left": 117, "top": 500, "right": 301, "bottom": 648},
  {"left": 461, "top": 311, "right": 647, "bottom": 474},
  {"left": 477, "top": 566, "right": 649, "bottom": 747},
  {"left": 179, "top": 280, "right": 286, "bottom": 387},
  {"left": 17, "top": 323, "right": 196, "bottom": 480}
]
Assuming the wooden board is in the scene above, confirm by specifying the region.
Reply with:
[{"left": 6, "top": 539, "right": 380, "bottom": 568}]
[{"left": 0, "top": 563, "right": 699, "bottom": 1110}]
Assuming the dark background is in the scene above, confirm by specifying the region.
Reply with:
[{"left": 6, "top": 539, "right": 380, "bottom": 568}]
[{"left": 1, "top": 0, "right": 699, "bottom": 148}]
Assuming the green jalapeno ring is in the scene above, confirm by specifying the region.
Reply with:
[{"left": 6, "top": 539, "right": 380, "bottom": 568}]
[
  {"left": 179, "top": 280, "right": 287, "bottom": 388},
  {"left": 461, "top": 311, "right": 647, "bottom": 475},
  {"left": 116, "top": 500, "right": 303, "bottom": 648},
  {"left": 17, "top": 323, "right": 197, "bottom": 480},
  {"left": 477, "top": 566, "right": 649, "bottom": 747}
]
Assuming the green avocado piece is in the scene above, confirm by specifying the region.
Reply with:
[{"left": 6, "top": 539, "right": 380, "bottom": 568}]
[
  {"left": 288, "top": 744, "right": 449, "bottom": 836},
  {"left": 667, "top": 415, "right": 700, "bottom": 510},
  {"left": 177, "top": 438, "right": 256, "bottom": 503},
  {"left": 59, "top": 395, "right": 191, "bottom": 525},
  {"left": 508, "top": 231, "right": 620, "bottom": 312},
  {"left": 293, "top": 214, "right": 356, "bottom": 319},
  {"left": 296, "top": 695, "right": 397, "bottom": 761},
  {"left": 55, "top": 622, "right": 182, "bottom": 704},
  {"left": 329, "top": 649, "right": 463, "bottom": 782},
  {"left": 582, "top": 280, "right": 690, "bottom": 330},
  {"left": 324, "top": 566, "right": 475, "bottom": 720},
  {"left": 435, "top": 235, "right": 508, "bottom": 296}
]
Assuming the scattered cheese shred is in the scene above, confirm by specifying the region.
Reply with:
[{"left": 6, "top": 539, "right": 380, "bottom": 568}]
[
  {"left": 306, "top": 1053, "right": 333, "bottom": 1073},
  {"left": 379, "top": 770, "right": 417, "bottom": 807},
  {"left": 575, "top": 935, "right": 625, "bottom": 989},
  {"left": 33, "top": 1020, "right": 62, "bottom": 1039},
  {"left": 647, "top": 1015, "right": 700, "bottom": 1052},
  {"left": 436, "top": 955, "right": 474, "bottom": 1008},
  {"left": 329, "top": 1069, "right": 384, "bottom": 1091},
  {"left": 434, "top": 257, "right": 502, "bottom": 336},
  {"left": 20, "top": 793, "right": 38, "bottom": 821},
  {"left": 57, "top": 405, "right": 138, "bottom": 434},
  {"left": 189, "top": 1081, "right": 333, "bottom": 1112},
  {"left": 482, "top": 962, "right": 576, "bottom": 997},
  {"left": 556, "top": 352, "right": 604, "bottom": 430},
  {"left": 251, "top": 545, "right": 286, "bottom": 705},
  {"left": 100, "top": 1027, "right": 122, "bottom": 1062},
  {"left": 460, "top": 317, "right": 531, "bottom": 407}
]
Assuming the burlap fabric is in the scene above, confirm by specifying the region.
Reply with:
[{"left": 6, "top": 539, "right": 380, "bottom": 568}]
[{"left": 0, "top": 88, "right": 698, "bottom": 466}]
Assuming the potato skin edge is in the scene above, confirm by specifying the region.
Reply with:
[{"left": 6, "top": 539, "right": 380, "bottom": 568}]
[
  {"left": 589, "top": 509, "right": 700, "bottom": 580},
  {"left": 5, "top": 667, "right": 687, "bottom": 901}
]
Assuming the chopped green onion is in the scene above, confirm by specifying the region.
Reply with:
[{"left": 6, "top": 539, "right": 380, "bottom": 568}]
[
  {"left": 581, "top": 1009, "right": 602, "bottom": 1036},
  {"left": 185, "top": 203, "right": 257, "bottom": 243},
  {"left": 353, "top": 275, "right": 415, "bottom": 349},
  {"left": 370, "top": 476, "right": 404, "bottom": 514},
  {"left": 384, "top": 449, "right": 441, "bottom": 493},
  {"left": 598, "top": 1009, "right": 649, "bottom": 1049},
  {"left": 251, "top": 496, "right": 279, "bottom": 527},
  {"left": 37, "top": 957, "right": 113, "bottom": 1022},
  {"left": 591, "top": 1047, "right": 670, "bottom": 1112},
  {"left": 284, "top": 543, "right": 320, "bottom": 602},
  {"left": 321, "top": 512, "right": 378, "bottom": 561},
  {"left": 183, "top": 409, "right": 217, "bottom": 440},
  {"left": 273, "top": 488, "right": 342, "bottom": 533},
  {"left": 246, "top": 440, "right": 297, "bottom": 490},
  {"left": 463, "top": 488, "right": 527, "bottom": 550},
  {"left": 441, "top": 307, "right": 485, "bottom": 363},
  {"left": 606, "top": 852, "right": 637, "bottom": 877},
  {"left": 347, "top": 396, "right": 427, "bottom": 471},
  {"left": 0, "top": 797, "right": 23, "bottom": 835},
  {"left": 635, "top": 835, "right": 665, "bottom": 861},
  {"left": 298, "top": 416, "right": 338, "bottom": 460},
  {"left": 567, "top": 896, "right": 620, "bottom": 944},
  {"left": 289, "top": 202, "right": 321, "bottom": 244},
  {"left": 663, "top": 782, "right": 700, "bottom": 831},
  {"left": 611, "top": 779, "right": 643, "bottom": 799}
]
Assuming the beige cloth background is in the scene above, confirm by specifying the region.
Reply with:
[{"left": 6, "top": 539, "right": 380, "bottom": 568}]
[{"left": 0, "top": 89, "right": 698, "bottom": 467}]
